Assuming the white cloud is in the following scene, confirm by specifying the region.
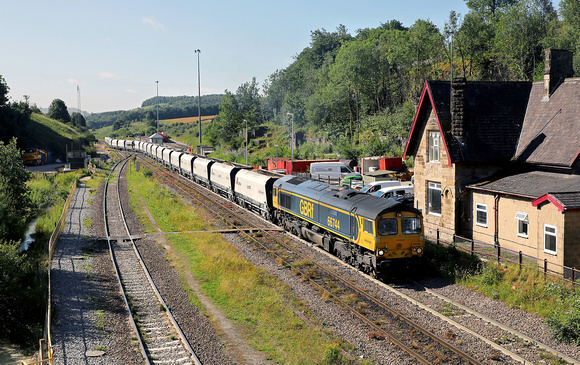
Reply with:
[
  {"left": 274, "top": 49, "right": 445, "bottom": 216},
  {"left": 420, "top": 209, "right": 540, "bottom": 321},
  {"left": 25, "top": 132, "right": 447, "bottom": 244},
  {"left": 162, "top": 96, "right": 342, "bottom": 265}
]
[
  {"left": 126, "top": 89, "right": 137, "bottom": 94},
  {"left": 142, "top": 17, "right": 165, "bottom": 31},
  {"left": 67, "top": 78, "right": 79, "bottom": 84},
  {"left": 98, "top": 72, "right": 125, "bottom": 80}
]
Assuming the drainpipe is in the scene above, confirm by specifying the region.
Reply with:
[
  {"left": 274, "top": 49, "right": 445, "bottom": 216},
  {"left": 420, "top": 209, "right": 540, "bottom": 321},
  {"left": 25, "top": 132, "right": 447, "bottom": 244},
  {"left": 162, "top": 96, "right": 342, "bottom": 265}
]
[{"left": 494, "top": 194, "right": 500, "bottom": 248}]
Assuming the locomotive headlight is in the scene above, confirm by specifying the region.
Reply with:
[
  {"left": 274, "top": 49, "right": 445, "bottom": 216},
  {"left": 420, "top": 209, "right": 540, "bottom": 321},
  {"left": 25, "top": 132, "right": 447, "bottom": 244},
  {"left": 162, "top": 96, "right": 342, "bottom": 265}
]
[
  {"left": 378, "top": 250, "right": 385, "bottom": 256},
  {"left": 416, "top": 248, "right": 422, "bottom": 254}
]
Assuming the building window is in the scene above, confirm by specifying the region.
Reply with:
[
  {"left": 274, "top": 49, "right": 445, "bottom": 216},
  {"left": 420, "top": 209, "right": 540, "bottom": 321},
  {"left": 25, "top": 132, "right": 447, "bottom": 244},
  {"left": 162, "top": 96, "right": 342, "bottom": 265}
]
[
  {"left": 428, "top": 131, "right": 440, "bottom": 162},
  {"left": 476, "top": 203, "right": 487, "bottom": 227},
  {"left": 544, "top": 224, "right": 557, "bottom": 255},
  {"left": 428, "top": 182, "right": 441, "bottom": 216},
  {"left": 515, "top": 211, "right": 528, "bottom": 238}
]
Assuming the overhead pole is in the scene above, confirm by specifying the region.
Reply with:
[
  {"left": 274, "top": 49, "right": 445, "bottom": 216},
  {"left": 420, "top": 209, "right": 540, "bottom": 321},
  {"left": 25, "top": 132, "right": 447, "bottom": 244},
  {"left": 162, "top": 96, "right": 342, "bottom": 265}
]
[{"left": 195, "top": 49, "right": 201, "bottom": 146}]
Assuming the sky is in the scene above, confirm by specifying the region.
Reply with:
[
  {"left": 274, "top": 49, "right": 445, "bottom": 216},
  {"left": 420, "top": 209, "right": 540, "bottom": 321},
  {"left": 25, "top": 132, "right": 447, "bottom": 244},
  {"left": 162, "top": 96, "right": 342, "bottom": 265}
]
[{"left": 2, "top": 0, "right": 470, "bottom": 114}]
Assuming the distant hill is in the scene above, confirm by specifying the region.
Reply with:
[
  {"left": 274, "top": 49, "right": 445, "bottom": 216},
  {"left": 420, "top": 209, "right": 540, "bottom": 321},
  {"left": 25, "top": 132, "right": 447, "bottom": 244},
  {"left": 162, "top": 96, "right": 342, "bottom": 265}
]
[
  {"left": 39, "top": 107, "right": 90, "bottom": 117},
  {"left": 86, "top": 94, "right": 223, "bottom": 130}
]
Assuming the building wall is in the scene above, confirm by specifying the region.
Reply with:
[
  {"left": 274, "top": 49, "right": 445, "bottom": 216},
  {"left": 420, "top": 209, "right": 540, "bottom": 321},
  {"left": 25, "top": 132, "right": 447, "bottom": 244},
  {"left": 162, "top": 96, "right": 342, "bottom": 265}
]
[
  {"left": 413, "top": 108, "right": 457, "bottom": 242},
  {"left": 564, "top": 211, "right": 580, "bottom": 269},
  {"left": 470, "top": 191, "right": 570, "bottom": 271},
  {"left": 471, "top": 192, "right": 539, "bottom": 258},
  {"left": 414, "top": 108, "right": 506, "bottom": 242}
]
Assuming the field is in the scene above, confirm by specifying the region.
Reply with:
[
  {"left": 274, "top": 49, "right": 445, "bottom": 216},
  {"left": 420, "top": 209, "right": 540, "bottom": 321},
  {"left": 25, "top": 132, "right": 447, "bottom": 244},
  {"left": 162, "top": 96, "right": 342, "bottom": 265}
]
[{"left": 163, "top": 115, "right": 216, "bottom": 124}]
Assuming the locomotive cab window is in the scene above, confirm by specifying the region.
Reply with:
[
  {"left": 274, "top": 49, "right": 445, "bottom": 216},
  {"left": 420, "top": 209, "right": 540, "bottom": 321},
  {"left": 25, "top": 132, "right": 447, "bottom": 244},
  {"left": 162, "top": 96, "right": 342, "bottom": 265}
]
[
  {"left": 401, "top": 217, "right": 421, "bottom": 234},
  {"left": 363, "top": 219, "right": 374, "bottom": 235},
  {"left": 378, "top": 218, "right": 398, "bottom": 236}
]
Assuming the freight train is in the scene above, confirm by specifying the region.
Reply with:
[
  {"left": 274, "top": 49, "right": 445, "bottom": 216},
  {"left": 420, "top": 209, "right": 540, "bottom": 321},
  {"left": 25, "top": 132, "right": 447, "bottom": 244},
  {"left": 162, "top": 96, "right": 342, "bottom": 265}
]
[{"left": 105, "top": 137, "right": 424, "bottom": 276}]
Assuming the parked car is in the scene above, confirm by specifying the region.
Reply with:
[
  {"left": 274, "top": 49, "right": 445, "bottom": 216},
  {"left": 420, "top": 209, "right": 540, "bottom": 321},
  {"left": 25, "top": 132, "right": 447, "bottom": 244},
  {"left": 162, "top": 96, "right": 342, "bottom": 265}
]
[
  {"left": 359, "top": 180, "right": 401, "bottom": 194},
  {"left": 309, "top": 162, "right": 360, "bottom": 182},
  {"left": 388, "top": 193, "right": 415, "bottom": 208},
  {"left": 340, "top": 174, "right": 363, "bottom": 189},
  {"left": 371, "top": 185, "right": 414, "bottom": 199}
]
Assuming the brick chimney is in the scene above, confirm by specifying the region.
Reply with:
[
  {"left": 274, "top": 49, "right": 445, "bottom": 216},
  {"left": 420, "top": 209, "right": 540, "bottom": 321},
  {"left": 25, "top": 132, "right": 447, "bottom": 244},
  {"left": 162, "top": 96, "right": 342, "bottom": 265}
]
[
  {"left": 451, "top": 77, "right": 467, "bottom": 143},
  {"left": 544, "top": 49, "right": 574, "bottom": 99}
]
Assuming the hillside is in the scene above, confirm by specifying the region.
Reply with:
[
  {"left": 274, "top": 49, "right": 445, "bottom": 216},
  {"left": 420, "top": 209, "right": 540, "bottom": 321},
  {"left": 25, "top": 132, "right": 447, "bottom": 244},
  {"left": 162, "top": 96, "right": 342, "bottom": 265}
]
[
  {"left": 86, "top": 94, "right": 223, "bottom": 130},
  {"left": 15, "top": 113, "right": 95, "bottom": 162}
]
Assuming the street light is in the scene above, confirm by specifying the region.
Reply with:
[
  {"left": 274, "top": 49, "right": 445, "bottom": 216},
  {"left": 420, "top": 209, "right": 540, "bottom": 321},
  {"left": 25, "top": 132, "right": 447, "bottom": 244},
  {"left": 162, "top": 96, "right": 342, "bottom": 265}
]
[
  {"left": 287, "top": 112, "right": 294, "bottom": 174},
  {"left": 275, "top": 144, "right": 278, "bottom": 169},
  {"left": 155, "top": 81, "right": 159, "bottom": 134},
  {"left": 195, "top": 49, "right": 201, "bottom": 146},
  {"left": 244, "top": 119, "right": 248, "bottom": 165}
]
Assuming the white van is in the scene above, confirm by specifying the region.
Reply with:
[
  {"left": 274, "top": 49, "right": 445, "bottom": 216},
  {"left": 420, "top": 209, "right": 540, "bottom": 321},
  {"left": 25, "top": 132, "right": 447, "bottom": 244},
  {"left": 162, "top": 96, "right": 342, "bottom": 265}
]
[
  {"left": 359, "top": 180, "right": 401, "bottom": 194},
  {"left": 371, "top": 185, "right": 414, "bottom": 199},
  {"left": 309, "top": 162, "right": 360, "bottom": 181}
]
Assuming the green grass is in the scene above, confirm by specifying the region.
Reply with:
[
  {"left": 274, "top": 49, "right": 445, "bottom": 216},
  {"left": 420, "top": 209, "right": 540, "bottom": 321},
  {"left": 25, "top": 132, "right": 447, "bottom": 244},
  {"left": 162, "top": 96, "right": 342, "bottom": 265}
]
[
  {"left": 124, "top": 163, "right": 352, "bottom": 364},
  {"left": 460, "top": 262, "right": 580, "bottom": 345}
]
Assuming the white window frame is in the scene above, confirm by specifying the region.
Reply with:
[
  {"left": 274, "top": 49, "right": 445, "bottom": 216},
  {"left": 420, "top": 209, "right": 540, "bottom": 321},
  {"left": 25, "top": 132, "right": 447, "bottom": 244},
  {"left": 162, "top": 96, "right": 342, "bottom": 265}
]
[
  {"left": 475, "top": 203, "right": 487, "bottom": 227},
  {"left": 515, "top": 211, "right": 528, "bottom": 238},
  {"left": 428, "top": 131, "right": 440, "bottom": 163},
  {"left": 543, "top": 224, "right": 557, "bottom": 255},
  {"left": 428, "top": 182, "right": 441, "bottom": 216}
]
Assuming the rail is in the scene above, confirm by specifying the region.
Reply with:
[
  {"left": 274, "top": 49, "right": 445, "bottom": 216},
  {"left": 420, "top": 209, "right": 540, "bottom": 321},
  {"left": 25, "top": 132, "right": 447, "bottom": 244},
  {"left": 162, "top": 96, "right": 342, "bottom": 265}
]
[
  {"left": 21, "top": 179, "right": 78, "bottom": 365},
  {"left": 427, "top": 225, "right": 579, "bottom": 286}
]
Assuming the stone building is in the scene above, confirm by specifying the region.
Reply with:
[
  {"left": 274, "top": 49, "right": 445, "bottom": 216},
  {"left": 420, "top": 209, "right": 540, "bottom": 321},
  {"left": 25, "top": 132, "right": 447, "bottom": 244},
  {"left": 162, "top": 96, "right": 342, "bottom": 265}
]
[{"left": 404, "top": 49, "right": 580, "bottom": 271}]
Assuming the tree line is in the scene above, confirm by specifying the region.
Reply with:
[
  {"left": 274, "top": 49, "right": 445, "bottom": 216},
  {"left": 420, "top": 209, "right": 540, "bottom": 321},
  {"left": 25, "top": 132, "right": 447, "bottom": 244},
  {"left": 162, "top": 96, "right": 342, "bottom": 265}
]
[
  {"left": 206, "top": 0, "right": 579, "bottom": 159},
  {"left": 86, "top": 94, "right": 223, "bottom": 130}
]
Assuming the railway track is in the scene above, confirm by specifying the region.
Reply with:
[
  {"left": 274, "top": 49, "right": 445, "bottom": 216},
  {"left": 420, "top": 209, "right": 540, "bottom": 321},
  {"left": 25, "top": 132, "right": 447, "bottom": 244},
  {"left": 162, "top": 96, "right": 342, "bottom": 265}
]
[
  {"left": 138, "top": 155, "right": 482, "bottom": 364},
  {"left": 103, "top": 156, "right": 200, "bottom": 365}
]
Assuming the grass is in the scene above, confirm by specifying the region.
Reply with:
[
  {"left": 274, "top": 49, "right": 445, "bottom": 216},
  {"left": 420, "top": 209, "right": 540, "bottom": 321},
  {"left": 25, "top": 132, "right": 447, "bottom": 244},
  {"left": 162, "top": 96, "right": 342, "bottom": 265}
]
[{"left": 124, "top": 163, "right": 351, "bottom": 364}]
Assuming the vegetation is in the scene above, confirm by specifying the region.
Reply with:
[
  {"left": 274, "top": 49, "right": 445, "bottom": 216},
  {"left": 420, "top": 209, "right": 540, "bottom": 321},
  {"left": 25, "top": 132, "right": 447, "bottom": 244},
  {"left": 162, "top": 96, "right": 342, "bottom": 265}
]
[
  {"left": 0, "top": 138, "right": 34, "bottom": 241},
  {"left": 424, "top": 241, "right": 580, "bottom": 346},
  {"left": 85, "top": 94, "right": 222, "bottom": 130},
  {"left": 125, "top": 162, "right": 355, "bottom": 364}
]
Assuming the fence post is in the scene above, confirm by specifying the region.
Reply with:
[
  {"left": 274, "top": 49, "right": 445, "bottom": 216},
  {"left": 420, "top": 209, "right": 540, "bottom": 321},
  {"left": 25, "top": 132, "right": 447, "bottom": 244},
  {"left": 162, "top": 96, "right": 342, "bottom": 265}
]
[
  {"left": 470, "top": 239, "right": 474, "bottom": 257},
  {"left": 573, "top": 267, "right": 576, "bottom": 284},
  {"left": 436, "top": 229, "right": 440, "bottom": 246},
  {"left": 519, "top": 251, "right": 523, "bottom": 269},
  {"left": 497, "top": 245, "right": 501, "bottom": 264},
  {"left": 544, "top": 259, "right": 548, "bottom": 276}
]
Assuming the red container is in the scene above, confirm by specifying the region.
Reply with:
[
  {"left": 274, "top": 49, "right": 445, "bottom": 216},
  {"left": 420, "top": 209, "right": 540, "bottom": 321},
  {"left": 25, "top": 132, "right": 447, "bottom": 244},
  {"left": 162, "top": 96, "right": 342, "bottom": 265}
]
[{"left": 380, "top": 157, "right": 403, "bottom": 171}]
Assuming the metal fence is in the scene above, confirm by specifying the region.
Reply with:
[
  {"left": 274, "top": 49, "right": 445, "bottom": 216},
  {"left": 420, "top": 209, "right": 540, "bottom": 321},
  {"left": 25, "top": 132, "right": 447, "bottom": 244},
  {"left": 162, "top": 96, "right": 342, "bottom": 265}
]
[
  {"left": 22, "top": 179, "right": 78, "bottom": 365},
  {"left": 427, "top": 225, "right": 579, "bottom": 286}
]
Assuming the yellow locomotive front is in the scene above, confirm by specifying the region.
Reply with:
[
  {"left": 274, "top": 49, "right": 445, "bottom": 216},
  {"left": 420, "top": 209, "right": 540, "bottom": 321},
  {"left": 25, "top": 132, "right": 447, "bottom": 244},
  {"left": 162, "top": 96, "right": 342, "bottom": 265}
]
[{"left": 355, "top": 209, "right": 424, "bottom": 273}]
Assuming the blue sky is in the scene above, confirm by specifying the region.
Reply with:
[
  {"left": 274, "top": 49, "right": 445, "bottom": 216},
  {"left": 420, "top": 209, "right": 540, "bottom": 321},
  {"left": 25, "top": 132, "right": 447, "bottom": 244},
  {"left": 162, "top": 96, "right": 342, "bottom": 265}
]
[{"left": 2, "top": 0, "right": 470, "bottom": 113}]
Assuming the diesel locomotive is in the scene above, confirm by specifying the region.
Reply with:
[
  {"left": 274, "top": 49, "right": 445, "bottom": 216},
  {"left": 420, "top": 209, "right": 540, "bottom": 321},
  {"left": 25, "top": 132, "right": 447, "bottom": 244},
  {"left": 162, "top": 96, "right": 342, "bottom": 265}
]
[{"left": 105, "top": 137, "right": 424, "bottom": 276}]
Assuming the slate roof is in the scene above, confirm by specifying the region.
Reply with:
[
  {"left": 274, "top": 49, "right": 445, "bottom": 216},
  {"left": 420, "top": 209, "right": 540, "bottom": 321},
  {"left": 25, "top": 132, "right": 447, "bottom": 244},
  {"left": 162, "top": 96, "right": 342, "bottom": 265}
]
[
  {"left": 545, "top": 192, "right": 580, "bottom": 210},
  {"left": 405, "top": 80, "right": 532, "bottom": 163},
  {"left": 515, "top": 79, "right": 580, "bottom": 168},
  {"left": 469, "top": 170, "right": 580, "bottom": 199}
]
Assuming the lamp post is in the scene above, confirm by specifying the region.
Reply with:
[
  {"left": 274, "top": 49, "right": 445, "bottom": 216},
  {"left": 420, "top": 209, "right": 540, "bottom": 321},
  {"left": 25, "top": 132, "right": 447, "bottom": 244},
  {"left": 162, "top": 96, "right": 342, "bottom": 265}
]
[
  {"left": 287, "top": 112, "right": 294, "bottom": 174},
  {"left": 275, "top": 144, "right": 278, "bottom": 169},
  {"left": 155, "top": 81, "right": 159, "bottom": 134},
  {"left": 244, "top": 119, "right": 248, "bottom": 165},
  {"left": 195, "top": 49, "right": 201, "bottom": 146}
]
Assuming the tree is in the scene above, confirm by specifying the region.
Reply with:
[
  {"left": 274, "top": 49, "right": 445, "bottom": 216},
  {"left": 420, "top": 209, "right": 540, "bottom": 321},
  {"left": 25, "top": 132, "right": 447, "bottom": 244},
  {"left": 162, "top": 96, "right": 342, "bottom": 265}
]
[
  {"left": 0, "top": 75, "right": 9, "bottom": 106},
  {"left": 71, "top": 112, "right": 86, "bottom": 128},
  {"left": 0, "top": 138, "right": 33, "bottom": 242},
  {"left": 47, "top": 99, "right": 71, "bottom": 124}
]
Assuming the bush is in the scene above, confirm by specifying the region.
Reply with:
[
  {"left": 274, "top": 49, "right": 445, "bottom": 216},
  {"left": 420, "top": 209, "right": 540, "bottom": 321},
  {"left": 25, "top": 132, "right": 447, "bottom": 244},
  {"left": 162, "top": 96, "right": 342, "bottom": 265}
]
[
  {"left": 142, "top": 168, "right": 153, "bottom": 178},
  {"left": 547, "top": 295, "right": 580, "bottom": 345}
]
